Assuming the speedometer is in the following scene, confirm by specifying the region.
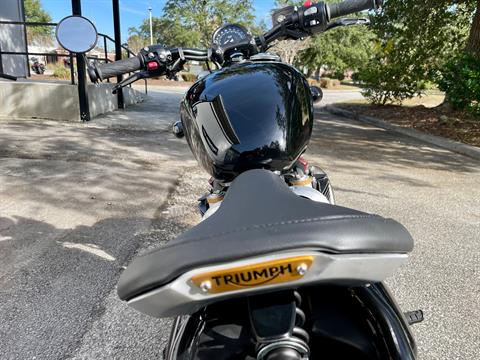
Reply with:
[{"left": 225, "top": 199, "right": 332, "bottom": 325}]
[{"left": 212, "top": 24, "right": 250, "bottom": 47}]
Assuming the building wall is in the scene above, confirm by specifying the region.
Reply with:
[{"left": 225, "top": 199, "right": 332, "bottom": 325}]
[{"left": 0, "top": 0, "right": 28, "bottom": 77}]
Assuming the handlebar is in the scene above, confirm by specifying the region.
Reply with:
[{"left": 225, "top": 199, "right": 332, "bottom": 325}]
[
  {"left": 88, "top": 55, "right": 143, "bottom": 82},
  {"left": 328, "top": 0, "right": 381, "bottom": 19},
  {"left": 88, "top": 0, "right": 381, "bottom": 84}
]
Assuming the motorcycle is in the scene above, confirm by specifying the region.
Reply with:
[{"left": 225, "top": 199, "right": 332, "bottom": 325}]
[
  {"left": 30, "top": 57, "right": 45, "bottom": 74},
  {"left": 56, "top": 1, "right": 423, "bottom": 358}
]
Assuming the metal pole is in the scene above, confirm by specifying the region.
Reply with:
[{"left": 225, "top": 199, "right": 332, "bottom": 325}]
[
  {"left": 20, "top": 0, "right": 31, "bottom": 77},
  {"left": 0, "top": 43, "right": 3, "bottom": 74},
  {"left": 103, "top": 36, "right": 110, "bottom": 83},
  {"left": 72, "top": 0, "right": 91, "bottom": 121},
  {"left": 112, "top": 0, "right": 124, "bottom": 109},
  {"left": 69, "top": 53, "right": 75, "bottom": 84},
  {"left": 148, "top": 6, "right": 153, "bottom": 45}
]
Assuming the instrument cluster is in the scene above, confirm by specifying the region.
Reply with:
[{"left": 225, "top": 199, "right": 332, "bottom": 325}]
[{"left": 212, "top": 24, "right": 252, "bottom": 48}]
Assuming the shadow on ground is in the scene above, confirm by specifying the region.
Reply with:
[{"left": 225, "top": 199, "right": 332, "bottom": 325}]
[
  {"left": 310, "top": 112, "right": 478, "bottom": 176},
  {"left": 0, "top": 210, "right": 193, "bottom": 359}
]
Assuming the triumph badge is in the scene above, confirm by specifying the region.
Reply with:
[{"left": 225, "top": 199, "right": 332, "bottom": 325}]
[{"left": 191, "top": 256, "right": 314, "bottom": 294}]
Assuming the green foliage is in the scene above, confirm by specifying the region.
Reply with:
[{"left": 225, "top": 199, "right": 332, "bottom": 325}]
[
  {"left": 437, "top": 53, "right": 480, "bottom": 116},
  {"left": 129, "top": 0, "right": 259, "bottom": 49},
  {"left": 24, "top": 0, "right": 53, "bottom": 45},
  {"left": 360, "top": 0, "right": 475, "bottom": 105},
  {"left": 333, "top": 70, "right": 345, "bottom": 81},
  {"left": 297, "top": 24, "right": 375, "bottom": 75},
  {"left": 125, "top": 33, "right": 148, "bottom": 54},
  {"left": 295, "top": 0, "right": 375, "bottom": 77},
  {"left": 130, "top": 16, "right": 200, "bottom": 48}
]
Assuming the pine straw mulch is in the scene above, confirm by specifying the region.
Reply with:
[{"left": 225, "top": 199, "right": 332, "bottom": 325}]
[{"left": 338, "top": 103, "right": 480, "bottom": 147}]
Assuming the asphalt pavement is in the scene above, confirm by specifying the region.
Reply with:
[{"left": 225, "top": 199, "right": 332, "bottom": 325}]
[{"left": 1, "top": 89, "right": 478, "bottom": 359}]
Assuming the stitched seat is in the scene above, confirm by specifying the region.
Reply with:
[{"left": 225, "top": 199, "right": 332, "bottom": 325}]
[{"left": 118, "top": 169, "right": 413, "bottom": 301}]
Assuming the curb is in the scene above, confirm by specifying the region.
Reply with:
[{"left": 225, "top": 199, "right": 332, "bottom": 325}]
[{"left": 322, "top": 105, "right": 480, "bottom": 161}]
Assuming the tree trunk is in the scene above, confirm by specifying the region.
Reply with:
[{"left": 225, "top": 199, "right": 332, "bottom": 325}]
[{"left": 466, "top": 0, "right": 480, "bottom": 57}]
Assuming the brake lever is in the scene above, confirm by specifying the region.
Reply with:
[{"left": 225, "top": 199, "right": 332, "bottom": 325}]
[
  {"left": 325, "top": 17, "right": 370, "bottom": 31},
  {"left": 112, "top": 71, "right": 149, "bottom": 94}
]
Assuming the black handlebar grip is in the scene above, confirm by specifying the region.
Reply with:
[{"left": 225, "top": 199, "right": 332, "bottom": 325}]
[
  {"left": 90, "top": 55, "right": 143, "bottom": 82},
  {"left": 328, "top": 0, "right": 380, "bottom": 19}
]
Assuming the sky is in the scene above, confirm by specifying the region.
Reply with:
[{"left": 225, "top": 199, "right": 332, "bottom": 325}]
[{"left": 41, "top": 0, "right": 277, "bottom": 43}]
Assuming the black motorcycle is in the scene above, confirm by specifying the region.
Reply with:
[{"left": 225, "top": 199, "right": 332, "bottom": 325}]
[
  {"left": 30, "top": 57, "right": 45, "bottom": 74},
  {"left": 56, "top": 1, "right": 423, "bottom": 358}
]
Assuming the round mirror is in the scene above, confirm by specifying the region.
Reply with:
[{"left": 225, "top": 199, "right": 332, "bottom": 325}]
[
  {"left": 56, "top": 16, "right": 98, "bottom": 53},
  {"left": 310, "top": 86, "right": 323, "bottom": 104}
]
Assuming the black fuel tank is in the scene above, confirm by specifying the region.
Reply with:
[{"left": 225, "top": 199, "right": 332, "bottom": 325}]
[{"left": 180, "top": 62, "right": 313, "bottom": 181}]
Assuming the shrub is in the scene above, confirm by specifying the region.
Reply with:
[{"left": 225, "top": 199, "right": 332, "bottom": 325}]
[
  {"left": 351, "top": 72, "right": 361, "bottom": 83},
  {"left": 180, "top": 73, "right": 197, "bottom": 82},
  {"left": 359, "top": 0, "right": 473, "bottom": 106},
  {"left": 52, "top": 65, "right": 70, "bottom": 79},
  {"left": 359, "top": 60, "right": 422, "bottom": 105},
  {"left": 320, "top": 78, "right": 341, "bottom": 89},
  {"left": 308, "top": 78, "right": 341, "bottom": 89},
  {"left": 333, "top": 70, "right": 345, "bottom": 81},
  {"left": 437, "top": 53, "right": 480, "bottom": 116},
  {"left": 418, "top": 81, "right": 438, "bottom": 91}
]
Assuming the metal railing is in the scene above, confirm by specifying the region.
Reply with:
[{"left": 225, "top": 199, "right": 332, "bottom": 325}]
[
  {"left": 0, "top": 17, "right": 147, "bottom": 119},
  {"left": 0, "top": 21, "right": 142, "bottom": 83},
  {"left": 97, "top": 32, "right": 148, "bottom": 94}
]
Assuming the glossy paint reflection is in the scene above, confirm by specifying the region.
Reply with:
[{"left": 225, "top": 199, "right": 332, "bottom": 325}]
[{"left": 180, "top": 62, "right": 313, "bottom": 181}]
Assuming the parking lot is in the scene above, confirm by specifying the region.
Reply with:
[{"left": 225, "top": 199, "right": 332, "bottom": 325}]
[{"left": 0, "top": 89, "right": 479, "bottom": 359}]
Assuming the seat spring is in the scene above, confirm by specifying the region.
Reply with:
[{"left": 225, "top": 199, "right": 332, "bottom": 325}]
[{"left": 293, "top": 291, "right": 310, "bottom": 350}]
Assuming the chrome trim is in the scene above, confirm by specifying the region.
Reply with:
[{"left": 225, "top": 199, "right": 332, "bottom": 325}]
[
  {"left": 127, "top": 251, "right": 408, "bottom": 318},
  {"left": 202, "top": 177, "right": 330, "bottom": 221},
  {"left": 257, "top": 340, "right": 309, "bottom": 360},
  {"left": 289, "top": 186, "right": 330, "bottom": 203}
]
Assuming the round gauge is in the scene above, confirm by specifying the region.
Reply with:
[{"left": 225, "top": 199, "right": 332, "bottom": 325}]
[{"left": 212, "top": 24, "right": 250, "bottom": 47}]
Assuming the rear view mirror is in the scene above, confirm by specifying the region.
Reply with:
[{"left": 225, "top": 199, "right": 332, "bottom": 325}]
[
  {"left": 310, "top": 86, "right": 323, "bottom": 104},
  {"left": 56, "top": 16, "right": 98, "bottom": 53}
]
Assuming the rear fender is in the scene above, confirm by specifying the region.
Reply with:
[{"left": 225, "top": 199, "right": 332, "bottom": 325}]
[{"left": 165, "top": 283, "right": 417, "bottom": 360}]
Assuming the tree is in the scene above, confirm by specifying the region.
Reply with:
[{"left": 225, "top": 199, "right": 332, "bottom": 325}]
[
  {"left": 125, "top": 33, "right": 148, "bottom": 54},
  {"left": 24, "top": 0, "right": 53, "bottom": 45},
  {"left": 297, "top": 24, "right": 375, "bottom": 77},
  {"left": 267, "top": 0, "right": 310, "bottom": 64},
  {"left": 360, "top": 0, "right": 476, "bottom": 105},
  {"left": 270, "top": 39, "right": 311, "bottom": 65},
  {"left": 129, "top": 16, "right": 200, "bottom": 48},
  {"left": 164, "top": 0, "right": 257, "bottom": 47},
  {"left": 129, "top": 0, "right": 259, "bottom": 49},
  {"left": 270, "top": 0, "right": 374, "bottom": 70},
  {"left": 436, "top": 1, "right": 480, "bottom": 115},
  {"left": 466, "top": 0, "right": 480, "bottom": 56}
]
